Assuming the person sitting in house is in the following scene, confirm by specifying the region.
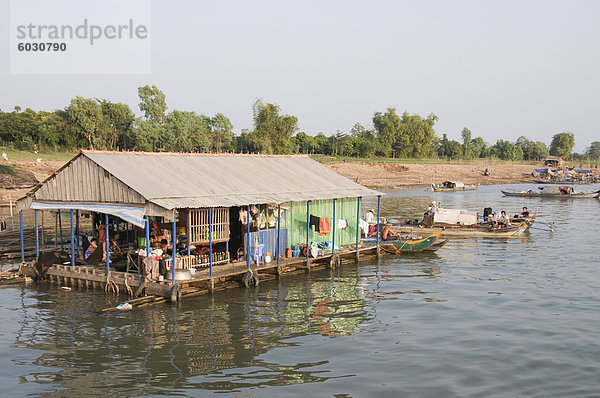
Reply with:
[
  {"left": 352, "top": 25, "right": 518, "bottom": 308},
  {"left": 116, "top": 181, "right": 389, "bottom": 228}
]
[
  {"left": 160, "top": 238, "right": 173, "bottom": 256},
  {"left": 109, "top": 233, "right": 125, "bottom": 262},
  {"left": 84, "top": 238, "right": 103, "bottom": 264},
  {"left": 381, "top": 225, "right": 399, "bottom": 241}
]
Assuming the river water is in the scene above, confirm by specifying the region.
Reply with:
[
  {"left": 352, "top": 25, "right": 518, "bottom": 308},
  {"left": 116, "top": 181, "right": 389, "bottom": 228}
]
[{"left": 1, "top": 184, "right": 599, "bottom": 397}]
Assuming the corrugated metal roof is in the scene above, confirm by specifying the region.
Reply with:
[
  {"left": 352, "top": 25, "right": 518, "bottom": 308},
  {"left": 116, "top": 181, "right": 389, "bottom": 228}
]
[{"left": 81, "top": 151, "right": 381, "bottom": 209}]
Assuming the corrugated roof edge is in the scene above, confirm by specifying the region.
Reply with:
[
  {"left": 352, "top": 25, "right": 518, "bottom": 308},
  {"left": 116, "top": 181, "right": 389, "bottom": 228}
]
[{"left": 80, "top": 149, "right": 309, "bottom": 158}]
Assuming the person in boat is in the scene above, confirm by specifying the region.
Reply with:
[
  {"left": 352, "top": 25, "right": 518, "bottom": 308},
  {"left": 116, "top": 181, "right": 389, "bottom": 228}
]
[
  {"left": 364, "top": 208, "right": 376, "bottom": 224},
  {"left": 483, "top": 168, "right": 490, "bottom": 176},
  {"left": 381, "top": 225, "right": 399, "bottom": 241},
  {"left": 520, "top": 207, "right": 530, "bottom": 218},
  {"left": 427, "top": 201, "right": 438, "bottom": 215},
  {"left": 496, "top": 211, "right": 511, "bottom": 226}
]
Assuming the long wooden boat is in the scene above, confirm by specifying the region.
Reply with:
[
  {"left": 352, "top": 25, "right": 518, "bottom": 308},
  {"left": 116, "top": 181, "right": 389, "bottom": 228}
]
[
  {"left": 432, "top": 181, "right": 477, "bottom": 192},
  {"left": 362, "top": 231, "right": 441, "bottom": 254},
  {"left": 391, "top": 221, "right": 529, "bottom": 237},
  {"left": 501, "top": 188, "right": 600, "bottom": 199},
  {"left": 423, "top": 238, "right": 449, "bottom": 251}
]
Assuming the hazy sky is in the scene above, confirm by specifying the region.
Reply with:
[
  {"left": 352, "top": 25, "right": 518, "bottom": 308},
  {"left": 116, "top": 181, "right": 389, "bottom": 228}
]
[{"left": 2, "top": 0, "right": 599, "bottom": 152}]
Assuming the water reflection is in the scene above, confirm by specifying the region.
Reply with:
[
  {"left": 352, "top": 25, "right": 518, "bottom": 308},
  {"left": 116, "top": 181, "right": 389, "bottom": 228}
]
[
  {"left": 5, "top": 184, "right": 600, "bottom": 396},
  {"left": 6, "top": 265, "right": 371, "bottom": 394}
]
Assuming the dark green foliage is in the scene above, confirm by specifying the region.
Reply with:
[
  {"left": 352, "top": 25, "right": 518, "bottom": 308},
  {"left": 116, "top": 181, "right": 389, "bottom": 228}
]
[
  {"left": 0, "top": 89, "right": 590, "bottom": 161},
  {"left": 549, "top": 132, "right": 575, "bottom": 158}
]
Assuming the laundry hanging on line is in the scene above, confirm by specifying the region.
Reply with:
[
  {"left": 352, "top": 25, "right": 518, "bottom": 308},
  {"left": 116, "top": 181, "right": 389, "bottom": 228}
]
[
  {"left": 309, "top": 214, "right": 320, "bottom": 232},
  {"left": 318, "top": 218, "right": 331, "bottom": 236}
]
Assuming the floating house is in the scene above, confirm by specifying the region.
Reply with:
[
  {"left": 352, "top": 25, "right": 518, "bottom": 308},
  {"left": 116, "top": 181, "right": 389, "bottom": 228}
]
[{"left": 16, "top": 151, "right": 382, "bottom": 302}]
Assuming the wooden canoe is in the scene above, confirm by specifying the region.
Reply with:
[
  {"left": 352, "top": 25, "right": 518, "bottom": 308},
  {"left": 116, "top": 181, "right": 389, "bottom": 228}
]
[
  {"left": 362, "top": 231, "right": 441, "bottom": 254},
  {"left": 391, "top": 221, "right": 529, "bottom": 237},
  {"left": 501, "top": 190, "right": 600, "bottom": 199}
]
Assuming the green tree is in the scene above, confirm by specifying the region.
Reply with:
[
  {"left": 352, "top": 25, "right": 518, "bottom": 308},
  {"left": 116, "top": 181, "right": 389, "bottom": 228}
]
[
  {"left": 461, "top": 127, "right": 472, "bottom": 158},
  {"left": 549, "top": 132, "right": 575, "bottom": 158},
  {"left": 529, "top": 141, "right": 549, "bottom": 160},
  {"left": 98, "top": 100, "right": 135, "bottom": 149},
  {"left": 138, "top": 85, "right": 167, "bottom": 124},
  {"left": 470, "top": 137, "right": 487, "bottom": 158},
  {"left": 494, "top": 139, "right": 523, "bottom": 160},
  {"left": 373, "top": 108, "right": 401, "bottom": 157},
  {"left": 132, "top": 119, "right": 164, "bottom": 151},
  {"left": 586, "top": 141, "right": 600, "bottom": 160},
  {"left": 292, "top": 132, "right": 316, "bottom": 154},
  {"left": 164, "top": 110, "right": 210, "bottom": 152},
  {"left": 67, "top": 97, "right": 106, "bottom": 149},
  {"left": 249, "top": 100, "right": 298, "bottom": 154},
  {"left": 209, "top": 113, "right": 234, "bottom": 152},
  {"left": 373, "top": 109, "right": 437, "bottom": 158}
]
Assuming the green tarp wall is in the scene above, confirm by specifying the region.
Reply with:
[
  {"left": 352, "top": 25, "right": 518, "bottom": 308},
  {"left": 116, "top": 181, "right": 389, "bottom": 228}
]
[{"left": 287, "top": 197, "right": 360, "bottom": 248}]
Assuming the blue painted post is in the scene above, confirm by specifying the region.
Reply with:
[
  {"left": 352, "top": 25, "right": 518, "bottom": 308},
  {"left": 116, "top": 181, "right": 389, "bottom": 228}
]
[
  {"left": 306, "top": 201, "right": 310, "bottom": 267},
  {"left": 105, "top": 214, "right": 109, "bottom": 274},
  {"left": 376, "top": 195, "right": 381, "bottom": 256},
  {"left": 209, "top": 208, "right": 213, "bottom": 280},
  {"left": 70, "top": 210, "right": 74, "bottom": 266},
  {"left": 246, "top": 205, "right": 251, "bottom": 270},
  {"left": 187, "top": 211, "right": 191, "bottom": 257},
  {"left": 332, "top": 198, "right": 336, "bottom": 254},
  {"left": 145, "top": 217, "right": 150, "bottom": 258},
  {"left": 34, "top": 210, "right": 39, "bottom": 258},
  {"left": 19, "top": 211, "right": 24, "bottom": 263},
  {"left": 75, "top": 210, "right": 80, "bottom": 258},
  {"left": 276, "top": 204, "right": 281, "bottom": 265},
  {"left": 355, "top": 197, "right": 362, "bottom": 259},
  {"left": 58, "top": 211, "right": 63, "bottom": 251},
  {"left": 171, "top": 214, "right": 177, "bottom": 282}
]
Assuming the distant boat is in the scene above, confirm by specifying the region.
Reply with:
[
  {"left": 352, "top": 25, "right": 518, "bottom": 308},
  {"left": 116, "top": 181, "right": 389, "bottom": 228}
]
[
  {"left": 502, "top": 185, "right": 600, "bottom": 199},
  {"left": 362, "top": 231, "right": 441, "bottom": 253},
  {"left": 432, "top": 181, "right": 477, "bottom": 192}
]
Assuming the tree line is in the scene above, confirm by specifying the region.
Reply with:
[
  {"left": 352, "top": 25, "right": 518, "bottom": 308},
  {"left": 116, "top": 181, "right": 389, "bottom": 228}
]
[{"left": 1, "top": 85, "right": 599, "bottom": 161}]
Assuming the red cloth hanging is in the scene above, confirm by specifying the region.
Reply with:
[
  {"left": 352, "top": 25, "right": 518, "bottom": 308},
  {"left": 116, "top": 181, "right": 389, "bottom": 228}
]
[{"left": 318, "top": 218, "right": 331, "bottom": 236}]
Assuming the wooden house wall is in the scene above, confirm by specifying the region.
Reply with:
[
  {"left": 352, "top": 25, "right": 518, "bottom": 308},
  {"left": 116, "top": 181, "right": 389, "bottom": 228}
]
[
  {"left": 287, "top": 197, "right": 359, "bottom": 248},
  {"left": 33, "top": 155, "right": 146, "bottom": 205}
]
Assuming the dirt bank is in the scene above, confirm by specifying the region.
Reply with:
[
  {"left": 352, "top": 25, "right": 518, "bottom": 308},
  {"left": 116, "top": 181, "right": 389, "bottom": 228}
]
[{"left": 323, "top": 161, "right": 537, "bottom": 189}]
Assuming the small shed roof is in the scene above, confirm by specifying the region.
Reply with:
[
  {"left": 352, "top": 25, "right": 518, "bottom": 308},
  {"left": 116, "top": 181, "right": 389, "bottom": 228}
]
[{"left": 18, "top": 151, "right": 381, "bottom": 222}]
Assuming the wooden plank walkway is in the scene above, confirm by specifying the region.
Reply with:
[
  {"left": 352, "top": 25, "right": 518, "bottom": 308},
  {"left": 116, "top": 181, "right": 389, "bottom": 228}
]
[{"left": 20, "top": 245, "right": 380, "bottom": 307}]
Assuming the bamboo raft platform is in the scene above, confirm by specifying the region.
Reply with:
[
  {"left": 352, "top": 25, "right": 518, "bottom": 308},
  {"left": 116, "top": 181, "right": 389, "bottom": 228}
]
[{"left": 19, "top": 245, "right": 379, "bottom": 310}]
